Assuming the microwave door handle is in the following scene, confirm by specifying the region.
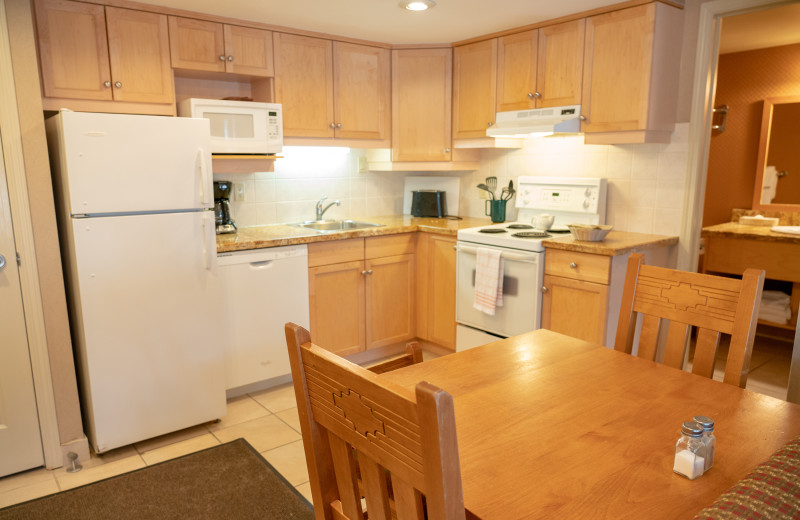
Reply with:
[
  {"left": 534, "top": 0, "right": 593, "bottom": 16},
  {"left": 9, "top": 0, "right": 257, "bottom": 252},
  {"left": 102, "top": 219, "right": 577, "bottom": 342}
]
[
  {"left": 197, "top": 148, "right": 211, "bottom": 206},
  {"left": 456, "top": 244, "right": 540, "bottom": 263}
]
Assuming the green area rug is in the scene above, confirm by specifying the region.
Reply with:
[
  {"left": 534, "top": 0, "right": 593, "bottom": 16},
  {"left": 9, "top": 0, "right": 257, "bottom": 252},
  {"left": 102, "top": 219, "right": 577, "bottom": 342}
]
[{"left": 0, "top": 438, "right": 314, "bottom": 519}]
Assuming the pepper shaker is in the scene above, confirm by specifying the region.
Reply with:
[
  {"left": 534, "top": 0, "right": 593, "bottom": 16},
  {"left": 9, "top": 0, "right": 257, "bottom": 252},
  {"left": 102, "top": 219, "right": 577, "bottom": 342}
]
[{"left": 693, "top": 415, "right": 716, "bottom": 471}]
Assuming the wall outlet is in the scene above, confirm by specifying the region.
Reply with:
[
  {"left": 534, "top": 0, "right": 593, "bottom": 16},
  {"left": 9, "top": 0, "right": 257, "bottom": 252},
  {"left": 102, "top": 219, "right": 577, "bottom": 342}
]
[
  {"left": 357, "top": 156, "right": 368, "bottom": 173},
  {"left": 234, "top": 183, "right": 246, "bottom": 201}
]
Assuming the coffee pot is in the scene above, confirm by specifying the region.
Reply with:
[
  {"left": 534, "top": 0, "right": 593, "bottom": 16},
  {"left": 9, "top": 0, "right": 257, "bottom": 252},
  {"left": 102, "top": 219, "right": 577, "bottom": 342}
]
[{"left": 213, "top": 181, "right": 237, "bottom": 235}]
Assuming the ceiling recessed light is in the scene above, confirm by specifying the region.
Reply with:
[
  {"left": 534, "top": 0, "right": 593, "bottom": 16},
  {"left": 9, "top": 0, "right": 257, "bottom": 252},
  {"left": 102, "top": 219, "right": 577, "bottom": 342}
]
[{"left": 399, "top": 0, "right": 436, "bottom": 11}]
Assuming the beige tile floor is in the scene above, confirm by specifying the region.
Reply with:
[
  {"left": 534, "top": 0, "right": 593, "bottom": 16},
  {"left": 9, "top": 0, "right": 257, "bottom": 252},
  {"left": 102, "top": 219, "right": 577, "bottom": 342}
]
[{"left": 0, "top": 334, "right": 794, "bottom": 510}]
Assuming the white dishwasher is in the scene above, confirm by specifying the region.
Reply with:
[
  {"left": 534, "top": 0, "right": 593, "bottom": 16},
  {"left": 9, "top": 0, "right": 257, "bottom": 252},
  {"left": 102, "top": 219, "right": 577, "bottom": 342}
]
[{"left": 217, "top": 244, "right": 309, "bottom": 392}]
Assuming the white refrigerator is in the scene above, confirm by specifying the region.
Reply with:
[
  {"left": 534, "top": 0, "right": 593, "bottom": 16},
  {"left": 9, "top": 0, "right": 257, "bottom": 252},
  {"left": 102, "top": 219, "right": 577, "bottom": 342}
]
[{"left": 46, "top": 110, "right": 226, "bottom": 453}]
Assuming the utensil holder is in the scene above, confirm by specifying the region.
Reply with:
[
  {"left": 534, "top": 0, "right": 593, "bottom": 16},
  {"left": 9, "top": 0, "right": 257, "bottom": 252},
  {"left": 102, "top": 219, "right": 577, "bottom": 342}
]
[{"left": 485, "top": 200, "right": 507, "bottom": 223}]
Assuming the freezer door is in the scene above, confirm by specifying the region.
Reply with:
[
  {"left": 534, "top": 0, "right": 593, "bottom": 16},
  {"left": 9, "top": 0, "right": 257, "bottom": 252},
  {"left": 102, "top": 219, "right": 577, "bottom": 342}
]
[
  {"left": 67, "top": 211, "right": 225, "bottom": 452},
  {"left": 51, "top": 111, "right": 212, "bottom": 214}
]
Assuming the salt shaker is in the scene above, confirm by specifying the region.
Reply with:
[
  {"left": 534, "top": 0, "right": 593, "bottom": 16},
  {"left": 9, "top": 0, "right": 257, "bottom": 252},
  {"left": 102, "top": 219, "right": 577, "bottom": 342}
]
[
  {"left": 693, "top": 415, "right": 716, "bottom": 471},
  {"left": 673, "top": 421, "right": 707, "bottom": 480}
]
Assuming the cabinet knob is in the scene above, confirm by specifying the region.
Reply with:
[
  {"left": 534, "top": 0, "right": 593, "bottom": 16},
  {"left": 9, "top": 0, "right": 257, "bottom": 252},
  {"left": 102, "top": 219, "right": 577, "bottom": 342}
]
[
  {"left": 227, "top": 55, "right": 234, "bottom": 62},
  {"left": 114, "top": 81, "right": 122, "bottom": 88},
  {"left": 330, "top": 123, "right": 336, "bottom": 129},
  {"left": 336, "top": 123, "right": 342, "bottom": 129},
  {"left": 487, "top": 121, "right": 493, "bottom": 127},
  {"left": 362, "top": 270, "right": 367, "bottom": 275},
  {"left": 569, "top": 262, "right": 578, "bottom": 269},
  {"left": 541, "top": 286, "right": 548, "bottom": 293},
  {"left": 534, "top": 91, "right": 542, "bottom": 99},
  {"left": 444, "top": 147, "right": 451, "bottom": 154},
  {"left": 580, "top": 115, "right": 587, "bottom": 121},
  {"left": 219, "top": 55, "right": 226, "bottom": 61},
  {"left": 367, "top": 269, "right": 373, "bottom": 275},
  {"left": 104, "top": 81, "right": 111, "bottom": 88},
  {"left": 527, "top": 92, "right": 534, "bottom": 99}
]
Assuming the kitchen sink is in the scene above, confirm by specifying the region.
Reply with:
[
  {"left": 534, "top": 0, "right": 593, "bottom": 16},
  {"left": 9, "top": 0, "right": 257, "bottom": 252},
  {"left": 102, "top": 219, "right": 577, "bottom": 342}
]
[{"left": 290, "top": 220, "right": 384, "bottom": 232}]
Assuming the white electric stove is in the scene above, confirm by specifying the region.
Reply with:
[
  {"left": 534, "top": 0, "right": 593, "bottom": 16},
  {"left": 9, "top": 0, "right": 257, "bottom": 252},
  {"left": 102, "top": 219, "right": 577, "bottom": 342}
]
[{"left": 455, "top": 177, "right": 607, "bottom": 350}]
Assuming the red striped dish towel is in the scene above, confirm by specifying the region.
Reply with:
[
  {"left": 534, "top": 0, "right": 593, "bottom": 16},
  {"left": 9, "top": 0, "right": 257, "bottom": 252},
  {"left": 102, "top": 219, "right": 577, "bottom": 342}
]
[{"left": 473, "top": 247, "right": 504, "bottom": 315}]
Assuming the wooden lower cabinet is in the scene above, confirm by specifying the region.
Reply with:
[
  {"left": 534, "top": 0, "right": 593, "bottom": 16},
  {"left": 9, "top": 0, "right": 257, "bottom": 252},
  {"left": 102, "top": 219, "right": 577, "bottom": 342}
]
[
  {"left": 307, "top": 234, "right": 415, "bottom": 355},
  {"left": 416, "top": 233, "right": 457, "bottom": 350},
  {"left": 541, "top": 274, "right": 608, "bottom": 344}
]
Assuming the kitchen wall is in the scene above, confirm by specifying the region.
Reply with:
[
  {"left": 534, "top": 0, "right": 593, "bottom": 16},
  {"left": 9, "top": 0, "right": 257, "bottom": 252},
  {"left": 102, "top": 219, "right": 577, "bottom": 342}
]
[{"left": 218, "top": 122, "right": 689, "bottom": 237}]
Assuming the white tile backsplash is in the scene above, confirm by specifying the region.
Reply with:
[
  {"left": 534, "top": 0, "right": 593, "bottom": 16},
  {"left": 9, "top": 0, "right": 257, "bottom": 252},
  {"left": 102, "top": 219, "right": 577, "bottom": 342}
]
[{"left": 215, "top": 123, "right": 689, "bottom": 237}]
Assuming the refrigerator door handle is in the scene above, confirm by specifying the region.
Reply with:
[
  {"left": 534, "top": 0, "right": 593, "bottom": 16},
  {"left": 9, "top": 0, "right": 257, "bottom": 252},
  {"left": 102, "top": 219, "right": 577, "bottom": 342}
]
[
  {"left": 197, "top": 148, "right": 211, "bottom": 206},
  {"left": 203, "top": 212, "right": 217, "bottom": 271}
]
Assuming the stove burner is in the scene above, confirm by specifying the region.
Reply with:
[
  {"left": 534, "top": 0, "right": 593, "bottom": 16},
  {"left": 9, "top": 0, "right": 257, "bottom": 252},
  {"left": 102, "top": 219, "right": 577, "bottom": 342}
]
[
  {"left": 506, "top": 224, "right": 534, "bottom": 229},
  {"left": 479, "top": 228, "right": 507, "bottom": 234},
  {"left": 547, "top": 228, "right": 571, "bottom": 234},
  {"left": 511, "top": 231, "right": 550, "bottom": 239}
]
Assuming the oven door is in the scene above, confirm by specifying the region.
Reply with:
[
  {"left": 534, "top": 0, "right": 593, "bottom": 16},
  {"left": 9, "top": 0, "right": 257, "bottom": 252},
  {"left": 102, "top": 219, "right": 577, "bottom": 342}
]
[{"left": 455, "top": 242, "right": 544, "bottom": 338}]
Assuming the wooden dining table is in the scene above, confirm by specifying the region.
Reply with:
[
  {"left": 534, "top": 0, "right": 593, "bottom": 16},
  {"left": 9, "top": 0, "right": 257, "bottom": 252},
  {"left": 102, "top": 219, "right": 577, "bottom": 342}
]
[{"left": 379, "top": 329, "right": 800, "bottom": 519}]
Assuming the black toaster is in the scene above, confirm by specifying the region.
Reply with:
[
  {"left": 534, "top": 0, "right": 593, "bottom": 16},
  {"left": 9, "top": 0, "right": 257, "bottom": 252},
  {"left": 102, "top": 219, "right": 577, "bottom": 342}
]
[{"left": 411, "top": 190, "right": 447, "bottom": 218}]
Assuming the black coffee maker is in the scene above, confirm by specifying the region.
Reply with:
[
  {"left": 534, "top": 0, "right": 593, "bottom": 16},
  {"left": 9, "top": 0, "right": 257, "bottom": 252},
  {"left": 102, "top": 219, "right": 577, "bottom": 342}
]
[{"left": 213, "top": 181, "right": 237, "bottom": 235}]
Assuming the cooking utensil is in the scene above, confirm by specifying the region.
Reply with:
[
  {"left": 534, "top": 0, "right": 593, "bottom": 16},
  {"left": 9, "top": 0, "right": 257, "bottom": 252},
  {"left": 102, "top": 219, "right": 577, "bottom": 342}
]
[
  {"left": 477, "top": 183, "right": 495, "bottom": 200},
  {"left": 486, "top": 176, "right": 498, "bottom": 198},
  {"left": 501, "top": 187, "right": 515, "bottom": 201}
]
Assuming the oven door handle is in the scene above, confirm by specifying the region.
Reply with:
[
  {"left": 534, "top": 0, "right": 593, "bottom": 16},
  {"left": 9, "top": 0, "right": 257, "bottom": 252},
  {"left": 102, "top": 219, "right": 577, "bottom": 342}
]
[{"left": 456, "top": 244, "right": 540, "bottom": 263}]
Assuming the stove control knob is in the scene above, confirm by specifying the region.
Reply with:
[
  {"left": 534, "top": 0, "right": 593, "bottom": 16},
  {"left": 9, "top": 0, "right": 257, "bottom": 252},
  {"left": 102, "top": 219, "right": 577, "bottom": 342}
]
[
  {"left": 583, "top": 199, "right": 590, "bottom": 209},
  {"left": 585, "top": 188, "right": 592, "bottom": 197}
]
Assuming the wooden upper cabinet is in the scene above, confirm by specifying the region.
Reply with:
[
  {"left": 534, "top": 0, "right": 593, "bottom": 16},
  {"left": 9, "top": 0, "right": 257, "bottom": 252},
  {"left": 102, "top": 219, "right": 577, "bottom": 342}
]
[
  {"left": 105, "top": 8, "right": 173, "bottom": 103},
  {"left": 168, "top": 17, "right": 273, "bottom": 77},
  {"left": 537, "top": 19, "right": 585, "bottom": 108},
  {"left": 496, "top": 30, "right": 538, "bottom": 112},
  {"left": 274, "top": 33, "right": 335, "bottom": 138},
  {"left": 35, "top": 0, "right": 112, "bottom": 100},
  {"left": 392, "top": 48, "right": 453, "bottom": 162},
  {"left": 333, "top": 42, "right": 390, "bottom": 140},
  {"left": 453, "top": 39, "right": 497, "bottom": 139},
  {"left": 34, "top": 0, "right": 173, "bottom": 104},
  {"left": 581, "top": 3, "right": 683, "bottom": 143}
]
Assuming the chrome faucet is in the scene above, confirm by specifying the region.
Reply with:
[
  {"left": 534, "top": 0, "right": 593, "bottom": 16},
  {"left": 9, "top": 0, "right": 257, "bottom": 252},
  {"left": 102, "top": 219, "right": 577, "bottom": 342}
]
[{"left": 315, "top": 196, "right": 340, "bottom": 221}]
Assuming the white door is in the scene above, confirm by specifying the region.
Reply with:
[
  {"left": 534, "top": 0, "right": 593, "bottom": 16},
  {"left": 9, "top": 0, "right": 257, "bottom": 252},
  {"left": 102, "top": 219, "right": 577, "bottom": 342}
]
[{"left": 0, "top": 131, "right": 44, "bottom": 477}]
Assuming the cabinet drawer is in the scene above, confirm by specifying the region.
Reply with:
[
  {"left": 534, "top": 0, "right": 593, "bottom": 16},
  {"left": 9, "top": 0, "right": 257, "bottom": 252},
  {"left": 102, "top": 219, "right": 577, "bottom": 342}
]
[
  {"left": 545, "top": 249, "right": 611, "bottom": 284},
  {"left": 308, "top": 238, "right": 364, "bottom": 267},
  {"left": 366, "top": 233, "right": 416, "bottom": 259}
]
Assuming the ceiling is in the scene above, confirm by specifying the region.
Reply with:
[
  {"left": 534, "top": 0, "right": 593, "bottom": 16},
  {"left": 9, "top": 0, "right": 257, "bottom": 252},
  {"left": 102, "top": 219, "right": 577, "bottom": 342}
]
[
  {"left": 136, "top": 0, "right": 625, "bottom": 45},
  {"left": 719, "top": 3, "right": 800, "bottom": 54}
]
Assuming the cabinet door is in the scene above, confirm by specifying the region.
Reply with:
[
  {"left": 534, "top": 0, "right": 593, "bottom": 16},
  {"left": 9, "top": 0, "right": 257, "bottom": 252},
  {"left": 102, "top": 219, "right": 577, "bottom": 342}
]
[
  {"left": 392, "top": 48, "right": 452, "bottom": 162},
  {"left": 541, "top": 274, "right": 608, "bottom": 344},
  {"left": 224, "top": 25, "right": 274, "bottom": 77},
  {"left": 333, "top": 42, "right": 390, "bottom": 140},
  {"left": 274, "top": 33, "right": 335, "bottom": 137},
  {"left": 428, "top": 235, "right": 457, "bottom": 349},
  {"left": 366, "top": 254, "right": 415, "bottom": 349},
  {"left": 453, "top": 39, "right": 497, "bottom": 139},
  {"left": 581, "top": 4, "right": 654, "bottom": 133},
  {"left": 496, "top": 30, "right": 537, "bottom": 112},
  {"left": 34, "top": 0, "right": 112, "bottom": 100},
  {"left": 537, "top": 20, "right": 584, "bottom": 108},
  {"left": 167, "top": 17, "right": 226, "bottom": 73},
  {"left": 308, "top": 261, "right": 365, "bottom": 356},
  {"left": 106, "top": 7, "right": 174, "bottom": 103}
]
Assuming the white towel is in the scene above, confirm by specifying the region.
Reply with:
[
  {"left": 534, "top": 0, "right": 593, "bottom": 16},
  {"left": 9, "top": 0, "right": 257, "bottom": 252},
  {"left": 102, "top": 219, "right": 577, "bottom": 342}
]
[
  {"left": 473, "top": 247, "right": 504, "bottom": 315},
  {"left": 759, "top": 290, "right": 791, "bottom": 324},
  {"left": 761, "top": 166, "right": 779, "bottom": 204}
]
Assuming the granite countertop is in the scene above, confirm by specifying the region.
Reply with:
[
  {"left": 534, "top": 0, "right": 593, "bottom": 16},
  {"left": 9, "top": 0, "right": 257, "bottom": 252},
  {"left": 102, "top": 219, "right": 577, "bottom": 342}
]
[
  {"left": 541, "top": 230, "right": 679, "bottom": 256},
  {"left": 216, "top": 215, "right": 488, "bottom": 253},
  {"left": 702, "top": 222, "right": 800, "bottom": 245}
]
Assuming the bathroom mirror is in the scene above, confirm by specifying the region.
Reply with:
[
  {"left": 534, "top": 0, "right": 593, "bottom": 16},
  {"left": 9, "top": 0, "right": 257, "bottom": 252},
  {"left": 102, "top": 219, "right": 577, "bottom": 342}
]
[{"left": 752, "top": 96, "right": 800, "bottom": 211}]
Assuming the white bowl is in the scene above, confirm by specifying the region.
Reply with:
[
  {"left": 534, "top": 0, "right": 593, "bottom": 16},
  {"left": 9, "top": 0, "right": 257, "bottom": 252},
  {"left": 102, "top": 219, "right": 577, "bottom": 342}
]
[
  {"left": 568, "top": 224, "right": 612, "bottom": 242},
  {"left": 533, "top": 214, "right": 555, "bottom": 230}
]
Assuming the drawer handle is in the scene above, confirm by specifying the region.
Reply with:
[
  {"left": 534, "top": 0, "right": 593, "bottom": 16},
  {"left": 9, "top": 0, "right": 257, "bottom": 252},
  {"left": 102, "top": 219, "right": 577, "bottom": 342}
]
[{"left": 569, "top": 262, "right": 578, "bottom": 269}]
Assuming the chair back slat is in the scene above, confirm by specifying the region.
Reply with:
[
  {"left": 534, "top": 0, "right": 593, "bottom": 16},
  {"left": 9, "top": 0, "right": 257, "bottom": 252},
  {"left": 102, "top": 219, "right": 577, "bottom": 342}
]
[
  {"left": 285, "top": 323, "right": 466, "bottom": 520},
  {"left": 614, "top": 254, "right": 765, "bottom": 388},
  {"left": 360, "top": 456, "right": 392, "bottom": 520},
  {"left": 328, "top": 434, "right": 363, "bottom": 520},
  {"left": 692, "top": 328, "right": 721, "bottom": 379},
  {"left": 637, "top": 314, "right": 662, "bottom": 361},
  {"left": 663, "top": 322, "right": 690, "bottom": 369}
]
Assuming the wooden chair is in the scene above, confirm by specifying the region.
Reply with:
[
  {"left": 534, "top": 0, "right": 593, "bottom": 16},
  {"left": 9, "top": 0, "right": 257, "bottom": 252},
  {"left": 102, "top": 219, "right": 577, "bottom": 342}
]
[
  {"left": 367, "top": 342, "right": 424, "bottom": 374},
  {"left": 285, "top": 323, "right": 466, "bottom": 520},
  {"left": 614, "top": 253, "right": 765, "bottom": 388}
]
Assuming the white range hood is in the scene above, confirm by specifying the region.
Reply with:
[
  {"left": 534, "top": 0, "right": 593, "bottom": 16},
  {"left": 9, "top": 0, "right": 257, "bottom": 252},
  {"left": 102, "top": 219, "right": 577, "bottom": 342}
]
[{"left": 487, "top": 105, "right": 582, "bottom": 137}]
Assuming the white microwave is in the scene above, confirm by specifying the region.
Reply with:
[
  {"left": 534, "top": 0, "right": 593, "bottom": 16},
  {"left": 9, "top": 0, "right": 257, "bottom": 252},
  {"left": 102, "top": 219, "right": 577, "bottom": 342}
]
[{"left": 177, "top": 98, "right": 283, "bottom": 155}]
